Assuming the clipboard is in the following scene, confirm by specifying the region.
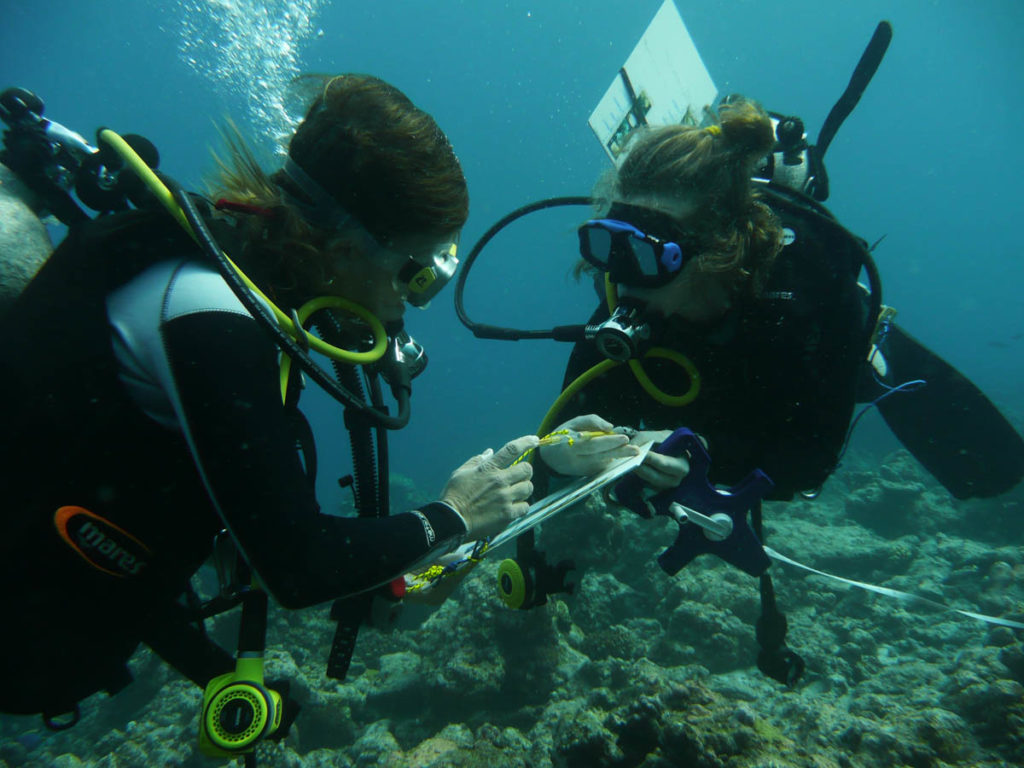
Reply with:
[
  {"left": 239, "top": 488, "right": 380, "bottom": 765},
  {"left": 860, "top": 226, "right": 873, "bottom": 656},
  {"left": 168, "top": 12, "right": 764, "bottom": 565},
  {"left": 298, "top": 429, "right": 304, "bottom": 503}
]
[{"left": 587, "top": 0, "right": 717, "bottom": 165}]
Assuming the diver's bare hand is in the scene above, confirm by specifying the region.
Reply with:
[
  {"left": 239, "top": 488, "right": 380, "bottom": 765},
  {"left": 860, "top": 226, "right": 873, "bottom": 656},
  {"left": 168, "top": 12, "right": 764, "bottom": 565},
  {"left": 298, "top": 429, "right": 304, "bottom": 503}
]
[
  {"left": 630, "top": 430, "right": 691, "bottom": 489},
  {"left": 539, "top": 414, "right": 638, "bottom": 476},
  {"left": 440, "top": 435, "right": 538, "bottom": 540}
]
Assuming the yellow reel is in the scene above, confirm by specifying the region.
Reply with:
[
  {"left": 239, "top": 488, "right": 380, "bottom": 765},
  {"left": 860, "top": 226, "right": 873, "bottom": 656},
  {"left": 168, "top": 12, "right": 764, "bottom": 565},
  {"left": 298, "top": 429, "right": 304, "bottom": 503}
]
[{"left": 497, "top": 558, "right": 528, "bottom": 609}]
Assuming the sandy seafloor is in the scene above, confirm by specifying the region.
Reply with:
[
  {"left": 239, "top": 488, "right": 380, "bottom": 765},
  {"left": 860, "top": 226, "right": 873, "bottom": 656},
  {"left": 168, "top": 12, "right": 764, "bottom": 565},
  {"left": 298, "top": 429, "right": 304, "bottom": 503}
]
[{"left": 2, "top": 446, "right": 1023, "bottom": 768}]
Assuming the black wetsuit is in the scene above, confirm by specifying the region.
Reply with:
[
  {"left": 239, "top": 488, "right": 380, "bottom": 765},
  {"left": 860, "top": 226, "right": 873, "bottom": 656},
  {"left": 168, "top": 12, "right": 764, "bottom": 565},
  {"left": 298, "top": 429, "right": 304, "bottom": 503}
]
[
  {"left": 557, "top": 197, "right": 870, "bottom": 500},
  {"left": 0, "top": 210, "right": 466, "bottom": 717}
]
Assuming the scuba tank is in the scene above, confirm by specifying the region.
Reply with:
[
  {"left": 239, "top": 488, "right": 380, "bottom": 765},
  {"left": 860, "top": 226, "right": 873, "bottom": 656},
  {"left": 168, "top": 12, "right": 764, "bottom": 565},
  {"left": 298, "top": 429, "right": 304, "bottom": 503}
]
[
  {"left": 0, "top": 86, "right": 159, "bottom": 315},
  {"left": 0, "top": 162, "right": 52, "bottom": 313}
]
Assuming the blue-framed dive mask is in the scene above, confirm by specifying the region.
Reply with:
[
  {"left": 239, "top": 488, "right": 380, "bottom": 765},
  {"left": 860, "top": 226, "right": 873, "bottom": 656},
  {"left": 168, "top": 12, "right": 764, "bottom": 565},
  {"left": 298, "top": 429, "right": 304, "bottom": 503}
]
[{"left": 577, "top": 204, "right": 693, "bottom": 288}]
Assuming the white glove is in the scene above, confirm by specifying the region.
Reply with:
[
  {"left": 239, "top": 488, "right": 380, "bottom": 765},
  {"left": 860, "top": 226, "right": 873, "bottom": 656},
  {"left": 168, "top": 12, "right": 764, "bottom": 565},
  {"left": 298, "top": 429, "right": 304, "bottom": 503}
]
[
  {"left": 630, "top": 430, "right": 691, "bottom": 490},
  {"left": 539, "top": 414, "right": 639, "bottom": 477},
  {"left": 441, "top": 435, "right": 538, "bottom": 540}
]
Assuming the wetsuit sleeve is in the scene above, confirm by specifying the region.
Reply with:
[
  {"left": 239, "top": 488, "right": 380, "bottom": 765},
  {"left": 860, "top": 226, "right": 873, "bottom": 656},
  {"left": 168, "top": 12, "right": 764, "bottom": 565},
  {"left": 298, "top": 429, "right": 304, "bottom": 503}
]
[{"left": 161, "top": 311, "right": 466, "bottom": 608}]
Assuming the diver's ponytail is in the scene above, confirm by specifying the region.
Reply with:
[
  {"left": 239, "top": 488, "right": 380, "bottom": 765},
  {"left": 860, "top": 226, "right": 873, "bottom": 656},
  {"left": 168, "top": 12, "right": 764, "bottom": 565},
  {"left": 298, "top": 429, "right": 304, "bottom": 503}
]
[
  {"left": 609, "top": 94, "right": 781, "bottom": 294},
  {"left": 716, "top": 97, "right": 776, "bottom": 161}
]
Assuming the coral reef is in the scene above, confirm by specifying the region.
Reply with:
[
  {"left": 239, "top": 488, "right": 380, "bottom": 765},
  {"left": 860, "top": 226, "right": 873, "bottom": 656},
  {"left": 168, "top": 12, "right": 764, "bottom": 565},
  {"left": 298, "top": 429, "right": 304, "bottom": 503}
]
[{"left": 2, "top": 454, "right": 1023, "bottom": 768}]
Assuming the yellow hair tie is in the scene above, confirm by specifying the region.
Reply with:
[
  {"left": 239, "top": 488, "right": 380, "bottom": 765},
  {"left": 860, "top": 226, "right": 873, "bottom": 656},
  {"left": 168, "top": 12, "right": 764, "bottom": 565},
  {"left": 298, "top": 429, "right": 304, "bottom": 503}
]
[{"left": 705, "top": 124, "right": 722, "bottom": 136}]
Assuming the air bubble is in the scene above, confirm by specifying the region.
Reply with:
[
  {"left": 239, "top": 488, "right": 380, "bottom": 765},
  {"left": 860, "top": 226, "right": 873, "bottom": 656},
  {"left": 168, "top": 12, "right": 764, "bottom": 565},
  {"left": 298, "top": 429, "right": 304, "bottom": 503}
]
[{"left": 174, "top": 0, "right": 328, "bottom": 147}]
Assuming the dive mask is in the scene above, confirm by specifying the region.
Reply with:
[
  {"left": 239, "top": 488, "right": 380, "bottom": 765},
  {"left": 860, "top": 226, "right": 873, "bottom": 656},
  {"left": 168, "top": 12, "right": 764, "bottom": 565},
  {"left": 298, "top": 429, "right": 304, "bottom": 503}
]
[
  {"left": 394, "top": 239, "right": 459, "bottom": 308},
  {"left": 578, "top": 203, "right": 692, "bottom": 288},
  {"left": 282, "top": 157, "right": 458, "bottom": 308}
]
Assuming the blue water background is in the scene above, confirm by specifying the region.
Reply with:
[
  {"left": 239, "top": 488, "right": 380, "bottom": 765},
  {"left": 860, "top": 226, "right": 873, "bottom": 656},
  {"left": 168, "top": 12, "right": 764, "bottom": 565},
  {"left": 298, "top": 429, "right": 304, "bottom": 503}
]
[{"left": 4, "top": 0, "right": 1022, "bottom": 511}]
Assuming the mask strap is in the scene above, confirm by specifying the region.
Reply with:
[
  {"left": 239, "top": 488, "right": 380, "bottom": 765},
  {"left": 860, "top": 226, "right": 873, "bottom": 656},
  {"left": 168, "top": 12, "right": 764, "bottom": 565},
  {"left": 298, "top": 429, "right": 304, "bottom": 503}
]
[{"left": 280, "top": 157, "right": 353, "bottom": 230}]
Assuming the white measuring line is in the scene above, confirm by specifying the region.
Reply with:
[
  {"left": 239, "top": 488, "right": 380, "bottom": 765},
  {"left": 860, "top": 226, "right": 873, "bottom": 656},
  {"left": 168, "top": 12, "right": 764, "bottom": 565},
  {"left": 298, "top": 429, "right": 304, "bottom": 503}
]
[{"left": 764, "top": 546, "right": 1024, "bottom": 630}]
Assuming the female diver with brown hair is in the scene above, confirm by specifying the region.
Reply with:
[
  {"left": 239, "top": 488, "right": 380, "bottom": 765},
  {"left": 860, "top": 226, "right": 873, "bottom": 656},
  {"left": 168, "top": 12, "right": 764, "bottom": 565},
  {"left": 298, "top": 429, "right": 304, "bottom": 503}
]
[
  {"left": 541, "top": 96, "right": 858, "bottom": 499},
  {"left": 0, "top": 74, "right": 606, "bottom": 732}
]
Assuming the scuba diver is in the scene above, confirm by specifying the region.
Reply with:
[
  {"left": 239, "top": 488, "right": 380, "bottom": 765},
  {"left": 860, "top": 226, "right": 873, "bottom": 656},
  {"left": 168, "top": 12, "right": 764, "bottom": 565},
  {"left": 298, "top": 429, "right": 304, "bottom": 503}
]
[
  {"left": 454, "top": 15, "right": 1024, "bottom": 686},
  {"left": 546, "top": 93, "right": 1024, "bottom": 683},
  {"left": 548, "top": 96, "right": 861, "bottom": 500},
  {"left": 0, "top": 75, "right": 609, "bottom": 759},
  {"left": 546, "top": 99, "right": 1024, "bottom": 503}
]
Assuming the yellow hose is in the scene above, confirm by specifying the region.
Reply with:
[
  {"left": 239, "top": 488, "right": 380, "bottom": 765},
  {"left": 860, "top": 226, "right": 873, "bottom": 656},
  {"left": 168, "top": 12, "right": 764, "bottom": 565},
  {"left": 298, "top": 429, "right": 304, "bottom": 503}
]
[
  {"left": 538, "top": 359, "right": 619, "bottom": 437},
  {"left": 98, "top": 129, "right": 389, "bottom": 391},
  {"left": 602, "top": 273, "right": 699, "bottom": 405},
  {"left": 278, "top": 295, "right": 387, "bottom": 400},
  {"left": 537, "top": 272, "right": 702, "bottom": 435}
]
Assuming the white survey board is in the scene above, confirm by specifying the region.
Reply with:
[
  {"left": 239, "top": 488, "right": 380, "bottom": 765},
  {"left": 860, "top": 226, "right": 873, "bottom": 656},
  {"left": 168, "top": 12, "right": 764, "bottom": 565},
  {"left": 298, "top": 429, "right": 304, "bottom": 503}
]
[{"left": 588, "top": 0, "right": 718, "bottom": 165}]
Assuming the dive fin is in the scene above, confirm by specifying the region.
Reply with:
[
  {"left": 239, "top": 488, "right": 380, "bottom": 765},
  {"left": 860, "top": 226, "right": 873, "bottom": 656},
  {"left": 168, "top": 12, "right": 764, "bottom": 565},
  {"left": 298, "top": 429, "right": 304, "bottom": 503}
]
[
  {"left": 810, "top": 20, "right": 893, "bottom": 201},
  {"left": 876, "top": 324, "right": 1024, "bottom": 499}
]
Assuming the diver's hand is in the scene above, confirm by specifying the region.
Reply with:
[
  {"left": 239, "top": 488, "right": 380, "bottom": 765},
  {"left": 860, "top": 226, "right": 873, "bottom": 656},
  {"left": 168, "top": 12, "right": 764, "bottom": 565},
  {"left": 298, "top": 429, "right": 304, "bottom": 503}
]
[
  {"left": 630, "top": 430, "right": 691, "bottom": 490},
  {"left": 539, "top": 414, "right": 639, "bottom": 476},
  {"left": 440, "top": 435, "right": 538, "bottom": 540}
]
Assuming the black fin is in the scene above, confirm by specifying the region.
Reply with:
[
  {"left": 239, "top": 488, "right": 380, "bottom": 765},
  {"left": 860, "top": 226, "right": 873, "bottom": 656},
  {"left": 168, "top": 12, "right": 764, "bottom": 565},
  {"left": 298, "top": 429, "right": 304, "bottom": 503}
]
[
  {"left": 876, "top": 324, "right": 1024, "bottom": 499},
  {"left": 810, "top": 20, "right": 893, "bottom": 201},
  {"left": 815, "top": 21, "right": 893, "bottom": 161}
]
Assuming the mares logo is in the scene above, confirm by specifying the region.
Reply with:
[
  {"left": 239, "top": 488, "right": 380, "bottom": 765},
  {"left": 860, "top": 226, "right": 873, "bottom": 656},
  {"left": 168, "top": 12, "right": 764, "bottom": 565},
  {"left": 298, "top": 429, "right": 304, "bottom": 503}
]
[{"left": 54, "top": 506, "right": 151, "bottom": 578}]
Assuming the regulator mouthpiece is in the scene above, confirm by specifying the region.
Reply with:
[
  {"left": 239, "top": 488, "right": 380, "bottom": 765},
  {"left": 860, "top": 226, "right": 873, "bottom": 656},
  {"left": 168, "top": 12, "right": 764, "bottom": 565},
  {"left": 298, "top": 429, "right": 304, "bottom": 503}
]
[{"left": 586, "top": 301, "right": 652, "bottom": 361}]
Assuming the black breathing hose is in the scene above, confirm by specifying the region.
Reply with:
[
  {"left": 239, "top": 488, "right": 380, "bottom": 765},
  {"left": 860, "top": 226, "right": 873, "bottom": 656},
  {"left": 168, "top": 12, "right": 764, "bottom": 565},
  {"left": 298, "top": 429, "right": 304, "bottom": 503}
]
[
  {"left": 173, "top": 184, "right": 411, "bottom": 430},
  {"left": 455, "top": 195, "right": 591, "bottom": 341}
]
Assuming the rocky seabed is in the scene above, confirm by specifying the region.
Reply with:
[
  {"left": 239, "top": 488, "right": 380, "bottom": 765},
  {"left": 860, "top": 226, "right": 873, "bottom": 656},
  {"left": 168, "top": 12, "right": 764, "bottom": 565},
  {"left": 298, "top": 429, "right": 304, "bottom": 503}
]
[{"left": 3, "top": 449, "right": 1023, "bottom": 768}]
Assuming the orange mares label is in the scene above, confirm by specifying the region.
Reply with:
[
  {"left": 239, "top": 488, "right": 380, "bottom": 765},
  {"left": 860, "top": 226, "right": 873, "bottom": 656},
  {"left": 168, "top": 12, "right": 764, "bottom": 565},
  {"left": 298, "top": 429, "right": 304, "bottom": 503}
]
[{"left": 53, "top": 506, "right": 151, "bottom": 578}]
